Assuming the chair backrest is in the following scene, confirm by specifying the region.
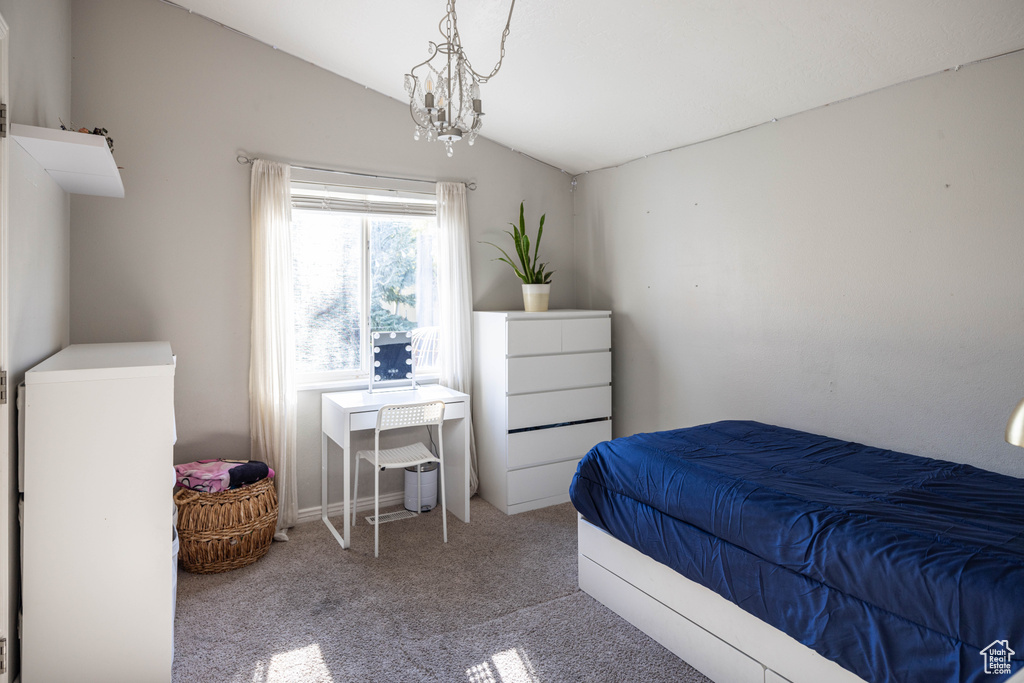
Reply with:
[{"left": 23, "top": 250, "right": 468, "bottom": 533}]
[{"left": 376, "top": 400, "right": 446, "bottom": 432}]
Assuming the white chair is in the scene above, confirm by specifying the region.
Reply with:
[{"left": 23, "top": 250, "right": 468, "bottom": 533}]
[{"left": 353, "top": 400, "right": 447, "bottom": 557}]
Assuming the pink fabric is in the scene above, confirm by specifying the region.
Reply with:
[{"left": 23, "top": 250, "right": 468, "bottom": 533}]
[{"left": 174, "top": 459, "right": 275, "bottom": 493}]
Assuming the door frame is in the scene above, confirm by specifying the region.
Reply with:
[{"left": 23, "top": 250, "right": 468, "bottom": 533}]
[{"left": 0, "top": 10, "right": 11, "bottom": 683}]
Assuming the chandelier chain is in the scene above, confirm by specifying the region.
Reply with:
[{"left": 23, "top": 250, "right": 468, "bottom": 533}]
[{"left": 448, "top": 0, "right": 515, "bottom": 83}]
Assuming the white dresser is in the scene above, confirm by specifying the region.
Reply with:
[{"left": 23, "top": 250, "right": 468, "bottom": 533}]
[
  {"left": 22, "top": 342, "right": 176, "bottom": 683},
  {"left": 472, "top": 310, "right": 612, "bottom": 514}
]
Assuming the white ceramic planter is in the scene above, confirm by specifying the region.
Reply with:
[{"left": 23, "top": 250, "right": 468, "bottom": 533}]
[{"left": 522, "top": 283, "right": 551, "bottom": 312}]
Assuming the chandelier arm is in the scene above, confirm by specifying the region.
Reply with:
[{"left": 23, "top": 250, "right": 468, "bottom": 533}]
[
  {"left": 456, "top": 58, "right": 463, "bottom": 122},
  {"left": 408, "top": 96, "right": 425, "bottom": 128},
  {"left": 405, "top": 67, "right": 421, "bottom": 128},
  {"left": 408, "top": 41, "right": 440, "bottom": 74}
]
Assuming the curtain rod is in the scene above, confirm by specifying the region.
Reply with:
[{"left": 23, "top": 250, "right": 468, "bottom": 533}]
[{"left": 236, "top": 154, "right": 476, "bottom": 191}]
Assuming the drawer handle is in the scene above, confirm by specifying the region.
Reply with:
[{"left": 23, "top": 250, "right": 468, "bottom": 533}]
[{"left": 508, "top": 416, "right": 609, "bottom": 435}]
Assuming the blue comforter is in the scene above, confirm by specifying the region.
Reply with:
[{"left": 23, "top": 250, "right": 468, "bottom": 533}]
[{"left": 569, "top": 420, "right": 1024, "bottom": 683}]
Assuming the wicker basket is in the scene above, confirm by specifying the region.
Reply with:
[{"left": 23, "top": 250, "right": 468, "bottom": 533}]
[{"left": 174, "top": 477, "right": 278, "bottom": 574}]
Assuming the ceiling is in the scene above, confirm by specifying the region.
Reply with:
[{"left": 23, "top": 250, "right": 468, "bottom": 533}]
[{"left": 170, "top": 0, "right": 1024, "bottom": 174}]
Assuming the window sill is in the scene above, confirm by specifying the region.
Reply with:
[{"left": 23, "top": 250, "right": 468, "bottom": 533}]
[{"left": 297, "top": 375, "right": 440, "bottom": 393}]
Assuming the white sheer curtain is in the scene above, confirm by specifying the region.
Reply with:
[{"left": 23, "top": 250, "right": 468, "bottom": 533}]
[
  {"left": 249, "top": 159, "right": 299, "bottom": 540},
  {"left": 436, "top": 181, "right": 479, "bottom": 494}
]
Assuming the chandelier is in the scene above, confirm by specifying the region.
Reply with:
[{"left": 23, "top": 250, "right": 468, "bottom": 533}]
[{"left": 404, "top": 0, "right": 516, "bottom": 157}]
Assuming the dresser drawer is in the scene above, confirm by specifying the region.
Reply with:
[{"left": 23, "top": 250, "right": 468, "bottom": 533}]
[
  {"left": 562, "top": 317, "right": 611, "bottom": 352},
  {"left": 507, "top": 386, "right": 611, "bottom": 430},
  {"left": 507, "top": 458, "right": 583, "bottom": 505},
  {"left": 506, "top": 316, "right": 611, "bottom": 357},
  {"left": 507, "top": 319, "right": 562, "bottom": 356},
  {"left": 507, "top": 352, "right": 611, "bottom": 394},
  {"left": 507, "top": 419, "right": 612, "bottom": 469}
]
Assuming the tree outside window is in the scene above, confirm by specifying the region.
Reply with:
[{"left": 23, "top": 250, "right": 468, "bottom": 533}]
[{"left": 291, "top": 206, "right": 439, "bottom": 382}]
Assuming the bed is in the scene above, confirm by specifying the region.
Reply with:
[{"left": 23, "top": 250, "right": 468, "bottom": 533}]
[{"left": 569, "top": 420, "right": 1024, "bottom": 683}]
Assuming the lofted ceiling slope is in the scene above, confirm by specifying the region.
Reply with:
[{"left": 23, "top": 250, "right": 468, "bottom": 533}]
[{"left": 168, "top": 0, "right": 1024, "bottom": 174}]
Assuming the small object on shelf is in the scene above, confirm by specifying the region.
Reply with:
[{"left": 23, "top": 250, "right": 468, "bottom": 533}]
[
  {"left": 174, "top": 477, "right": 278, "bottom": 574},
  {"left": 61, "top": 117, "right": 114, "bottom": 152}
]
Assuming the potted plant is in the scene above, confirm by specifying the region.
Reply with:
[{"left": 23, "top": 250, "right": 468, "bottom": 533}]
[{"left": 483, "top": 202, "right": 553, "bottom": 312}]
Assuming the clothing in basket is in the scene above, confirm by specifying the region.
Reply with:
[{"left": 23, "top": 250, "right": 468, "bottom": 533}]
[{"left": 175, "top": 459, "right": 274, "bottom": 493}]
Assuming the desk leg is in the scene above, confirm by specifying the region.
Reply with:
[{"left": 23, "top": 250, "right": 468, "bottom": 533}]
[
  {"left": 462, "top": 414, "right": 470, "bottom": 523},
  {"left": 342, "top": 429, "right": 351, "bottom": 548},
  {"left": 443, "top": 414, "right": 471, "bottom": 523},
  {"left": 321, "top": 432, "right": 348, "bottom": 549}
]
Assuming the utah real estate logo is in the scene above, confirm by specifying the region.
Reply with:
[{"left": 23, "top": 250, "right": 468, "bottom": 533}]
[{"left": 980, "top": 640, "right": 1014, "bottom": 675}]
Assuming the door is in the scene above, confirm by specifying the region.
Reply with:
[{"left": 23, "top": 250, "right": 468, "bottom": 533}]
[{"left": 0, "top": 12, "right": 11, "bottom": 683}]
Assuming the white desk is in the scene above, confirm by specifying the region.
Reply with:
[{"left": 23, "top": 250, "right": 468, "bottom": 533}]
[{"left": 321, "top": 385, "right": 471, "bottom": 549}]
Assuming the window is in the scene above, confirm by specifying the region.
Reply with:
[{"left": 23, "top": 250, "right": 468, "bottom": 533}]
[{"left": 290, "top": 177, "right": 439, "bottom": 384}]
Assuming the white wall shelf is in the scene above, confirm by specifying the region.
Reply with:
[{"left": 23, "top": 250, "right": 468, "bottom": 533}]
[{"left": 11, "top": 123, "right": 124, "bottom": 197}]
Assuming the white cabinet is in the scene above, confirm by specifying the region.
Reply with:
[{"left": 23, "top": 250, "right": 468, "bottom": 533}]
[
  {"left": 473, "top": 310, "right": 612, "bottom": 514},
  {"left": 22, "top": 342, "right": 176, "bottom": 683}
]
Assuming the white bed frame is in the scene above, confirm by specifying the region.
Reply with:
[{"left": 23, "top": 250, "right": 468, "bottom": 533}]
[{"left": 577, "top": 515, "right": 868, "bottom": 683}]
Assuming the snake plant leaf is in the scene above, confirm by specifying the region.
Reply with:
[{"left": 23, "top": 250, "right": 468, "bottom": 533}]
[
  {"left": 505, "top": 228, "right": 530, "bottom": 275},
  {"left": 533, "top": 214, "right": 545, "bottom": 265},
  {"left": 498, "top": 258, "right": 527, "bottom": 281},
  {"left": 482, "top": 241, "right": 527, "bottom": 281}
]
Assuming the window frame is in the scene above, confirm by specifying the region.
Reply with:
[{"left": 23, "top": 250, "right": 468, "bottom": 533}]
[{"left": 289, "top": 171, "right": 439, "bottom": 389}]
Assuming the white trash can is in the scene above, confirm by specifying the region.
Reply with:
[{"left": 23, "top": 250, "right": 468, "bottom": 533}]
[{"left": 404, "top": 462, "right": 438, "bottom": 512}]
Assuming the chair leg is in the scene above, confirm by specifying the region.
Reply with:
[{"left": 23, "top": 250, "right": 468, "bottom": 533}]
[
  {"left": 353, "top": 456, "right": 360, "bottom": 527},
  {"left": 374, "top": 463, "right": 380, "bottom": 558},
  {"left": 417, "top": 465, "right": 422, "bottom": 514},
  {"left": 439, "top": 457, "right": 448, "bottom": 544}
]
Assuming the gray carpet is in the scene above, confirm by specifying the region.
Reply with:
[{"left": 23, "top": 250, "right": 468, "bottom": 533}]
[{"left": 173, "top": 498, "right": 711, "bottom": 682}]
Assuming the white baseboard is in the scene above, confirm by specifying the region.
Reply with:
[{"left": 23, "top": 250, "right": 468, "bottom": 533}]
[{"left": 297, "top": 491, "right": 405, "bottom": 525}]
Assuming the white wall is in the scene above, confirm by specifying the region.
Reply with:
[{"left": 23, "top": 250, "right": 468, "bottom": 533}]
[
  {"left": 1, "top": 0, "right": 68, "bottom": 130},
  {"left": 69, "top": 0, "right": 574, "bottom": 511},
  {"left": 0, "top": 0, "right": 72, "bottom": 677},
  {"left": 574, "top": 50, "right": 1024, "bottom": 477}
]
